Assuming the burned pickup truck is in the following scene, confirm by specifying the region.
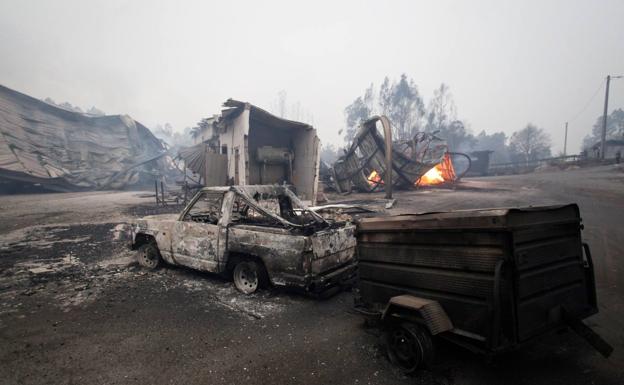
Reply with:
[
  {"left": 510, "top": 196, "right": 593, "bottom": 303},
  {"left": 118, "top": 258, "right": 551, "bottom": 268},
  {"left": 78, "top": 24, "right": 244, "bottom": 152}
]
[{"left": 129, "top": 185, "right": 357, "bottom": 294}]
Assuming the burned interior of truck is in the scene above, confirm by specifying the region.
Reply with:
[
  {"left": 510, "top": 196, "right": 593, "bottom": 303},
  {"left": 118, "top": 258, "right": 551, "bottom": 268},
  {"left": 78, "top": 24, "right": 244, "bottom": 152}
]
[
  {"left": 184, "top": 192, "right": 224, "bottom": 224},
  {"left": 183, "top": 188, "right": 330, "bottom": 234},
  {"left": 230, "top": 194, "right": 283, "bottom": 227}
]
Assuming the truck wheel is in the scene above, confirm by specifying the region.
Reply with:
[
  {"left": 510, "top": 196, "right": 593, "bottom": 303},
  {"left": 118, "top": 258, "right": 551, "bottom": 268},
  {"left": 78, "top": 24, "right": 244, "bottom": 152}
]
[
  {"left": 383, "top": 322, "right": 434, "bottom": 373},
  {"left": 233, "top": 260, "right": 267, "bottom": 294},
  {"left": 137, "top": 242, "right": 161, "bottom": 269}
]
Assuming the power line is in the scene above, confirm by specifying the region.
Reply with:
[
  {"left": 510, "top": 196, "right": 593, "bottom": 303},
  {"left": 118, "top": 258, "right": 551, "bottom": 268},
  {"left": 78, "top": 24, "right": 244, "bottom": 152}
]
[{"left": 567, "top": 79, "right": 606, "bottom": 124}]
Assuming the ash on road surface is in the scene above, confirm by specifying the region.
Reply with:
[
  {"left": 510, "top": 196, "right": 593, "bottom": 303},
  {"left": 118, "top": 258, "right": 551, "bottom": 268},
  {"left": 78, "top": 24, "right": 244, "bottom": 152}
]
[{"left": 1, "top": 165, "right": 623, "bottom": 385}]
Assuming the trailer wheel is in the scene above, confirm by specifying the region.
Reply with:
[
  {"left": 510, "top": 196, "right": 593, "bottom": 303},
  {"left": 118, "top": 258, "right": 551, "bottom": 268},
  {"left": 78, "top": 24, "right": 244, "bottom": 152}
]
[
  {"left": 137, "top": 242, "right": 161, "bottom": 270},
  {"left": 383, "top": 322, "right": 434, "bottom": 373}
]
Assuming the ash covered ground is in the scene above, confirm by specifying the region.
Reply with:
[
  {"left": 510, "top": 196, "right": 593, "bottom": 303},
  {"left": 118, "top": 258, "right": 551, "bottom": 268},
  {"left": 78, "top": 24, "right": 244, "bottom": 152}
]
[{"left": 1, "top": 165, "right": 623, "bottom": 385}]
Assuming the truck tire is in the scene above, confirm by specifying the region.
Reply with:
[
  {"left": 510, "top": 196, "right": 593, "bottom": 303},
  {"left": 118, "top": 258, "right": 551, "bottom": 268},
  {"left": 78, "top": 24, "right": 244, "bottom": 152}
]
[
  {"left": 383, "top": 322, "right": 434, "bottom": 373},
  {"left": 233, "top": 260, "right": 268, "bottom": 294},
  {"left": 137, "top": 242, "right": 162, "bottom": 270}
]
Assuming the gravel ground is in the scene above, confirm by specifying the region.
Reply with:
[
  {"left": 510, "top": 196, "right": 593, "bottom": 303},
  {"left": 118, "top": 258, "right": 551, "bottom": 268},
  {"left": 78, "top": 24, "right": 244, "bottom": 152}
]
[{"left": 1, "top": 165, "right": 623, "bottom": 385}]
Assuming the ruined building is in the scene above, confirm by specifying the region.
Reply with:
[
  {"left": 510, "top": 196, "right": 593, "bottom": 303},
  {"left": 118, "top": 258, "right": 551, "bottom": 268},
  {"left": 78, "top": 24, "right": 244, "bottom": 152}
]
[
  {"left": 179, "top": 99, "right": 320, "bottom": 203},
  {"left": 0, "top": 84, "right": 167, "bottom": 192}
]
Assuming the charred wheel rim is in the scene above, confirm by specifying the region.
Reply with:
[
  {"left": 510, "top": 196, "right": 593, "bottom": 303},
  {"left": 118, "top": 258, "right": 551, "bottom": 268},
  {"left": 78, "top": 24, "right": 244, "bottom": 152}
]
[
  {"left": 386, "top": 324, "right": 425, "bottom": 373},
  {"left": 140, "top": 245, "right": 159, "bottom": 269},
  {"left": 233, "top": 261, "right": 259, "bottom": 294}
]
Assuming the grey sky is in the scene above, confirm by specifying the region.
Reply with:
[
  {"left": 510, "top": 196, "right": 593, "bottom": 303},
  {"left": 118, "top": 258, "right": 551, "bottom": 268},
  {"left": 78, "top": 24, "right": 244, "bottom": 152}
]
[{"left": 1, "top": 0, "right": 623, "bottom": 153}]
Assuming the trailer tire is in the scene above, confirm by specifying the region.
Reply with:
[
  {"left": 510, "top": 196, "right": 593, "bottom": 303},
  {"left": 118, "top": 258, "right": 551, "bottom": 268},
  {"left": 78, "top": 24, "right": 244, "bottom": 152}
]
[{"left": 383, "top": 322, "right": 434, "bottom": 373}]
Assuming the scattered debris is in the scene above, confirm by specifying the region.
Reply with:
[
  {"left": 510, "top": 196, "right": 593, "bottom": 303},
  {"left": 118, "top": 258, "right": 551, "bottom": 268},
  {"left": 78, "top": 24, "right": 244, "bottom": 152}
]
[
  {"left": 309, "top": 203, "right": 376, "bottom": 222},
  {"left": 0, "top": 220, "right": 297, "bottom": 324}
]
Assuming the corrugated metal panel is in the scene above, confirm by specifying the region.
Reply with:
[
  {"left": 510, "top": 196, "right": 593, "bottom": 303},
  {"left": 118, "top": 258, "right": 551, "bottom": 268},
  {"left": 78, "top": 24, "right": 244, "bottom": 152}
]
[
  {"left": 358, "top": 228, "right": 505, "bottom": 339},
  {"left": 0, "top": 84, "right": 166, "bottom": 189},
  {"left": 511, "top": 220, "right": 595, "bottom": 341}
]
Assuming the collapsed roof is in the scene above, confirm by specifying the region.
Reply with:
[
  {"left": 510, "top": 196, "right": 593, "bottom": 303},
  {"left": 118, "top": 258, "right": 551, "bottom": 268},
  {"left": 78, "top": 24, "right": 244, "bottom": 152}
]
[
  {"left": 0, "top": 84, "right": 167, "bottom": 191},
  {"left": 223, "top": 99, "right": 313, "bottom": 131}
]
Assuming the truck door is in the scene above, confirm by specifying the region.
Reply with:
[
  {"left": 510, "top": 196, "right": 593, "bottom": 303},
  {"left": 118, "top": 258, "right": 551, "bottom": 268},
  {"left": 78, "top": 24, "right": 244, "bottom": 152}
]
[{"left": 171, "top": 192, "right": 225, "bottom": 273}]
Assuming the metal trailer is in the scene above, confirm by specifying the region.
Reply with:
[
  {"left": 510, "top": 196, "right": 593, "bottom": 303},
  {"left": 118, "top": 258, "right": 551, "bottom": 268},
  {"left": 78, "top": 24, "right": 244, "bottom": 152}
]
[{"left": 354, "top": 204, "right": 612, "bottom": 372}]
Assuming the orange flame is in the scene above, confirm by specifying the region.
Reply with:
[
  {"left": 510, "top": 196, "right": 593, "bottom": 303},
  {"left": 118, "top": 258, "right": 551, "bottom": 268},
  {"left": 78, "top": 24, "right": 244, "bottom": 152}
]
[
  {"left": 419, "top": 166, "right": 445, "bottom": 185},
  {"left": 367, "top": 170, "right": 383, "bottom": 186},
  {"left": 416, "top": 153, "right": 456, "bottom": 186}
]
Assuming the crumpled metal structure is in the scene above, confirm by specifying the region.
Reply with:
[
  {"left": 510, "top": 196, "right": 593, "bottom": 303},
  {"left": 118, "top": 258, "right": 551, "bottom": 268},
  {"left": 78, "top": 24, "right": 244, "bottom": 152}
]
[
  {"left": 178, "top": 142, "right": 209, "bottom": 178},
  {"left": 331, "top": 117, "right": 447, "bottom": 193},
  {"left": 0, "top": 84, "right": 167, "bottom": 191}
]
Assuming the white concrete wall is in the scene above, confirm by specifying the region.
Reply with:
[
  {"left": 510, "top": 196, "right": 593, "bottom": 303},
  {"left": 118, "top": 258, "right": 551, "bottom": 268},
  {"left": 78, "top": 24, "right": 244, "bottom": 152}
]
[
  {"left": 291, "top": 128, "right": 320, "bottom": 203},
  {"left": 218, "top": 107, "right": 250, "bottom": 184},
  {"left": 193, "top": 125, "right": 215, "bottom": 145}
]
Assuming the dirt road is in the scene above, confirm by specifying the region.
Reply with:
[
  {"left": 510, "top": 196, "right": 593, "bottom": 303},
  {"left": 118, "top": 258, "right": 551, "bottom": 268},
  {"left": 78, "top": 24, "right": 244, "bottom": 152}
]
[{"left": 1, "top": 165, "right": 623, "bottom": 384}]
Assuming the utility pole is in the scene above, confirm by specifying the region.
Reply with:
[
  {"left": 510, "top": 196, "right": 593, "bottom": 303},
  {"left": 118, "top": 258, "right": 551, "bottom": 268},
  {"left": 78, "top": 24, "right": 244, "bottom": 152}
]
[
  {"left": 564, "top": 122, "right": 568, "bottom": 156},
  {"left": 600, "top": 75, "right": 611, "bottom": 160}
]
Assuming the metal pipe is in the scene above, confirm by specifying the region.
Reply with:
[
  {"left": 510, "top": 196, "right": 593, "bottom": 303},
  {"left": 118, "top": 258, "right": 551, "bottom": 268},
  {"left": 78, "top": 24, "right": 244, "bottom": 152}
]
[
  {"left": 379, "top": 115, "right": 393, "bottom": 199},
  {"left": 160, "top": 180, "right": 165, "bottom": 206}
]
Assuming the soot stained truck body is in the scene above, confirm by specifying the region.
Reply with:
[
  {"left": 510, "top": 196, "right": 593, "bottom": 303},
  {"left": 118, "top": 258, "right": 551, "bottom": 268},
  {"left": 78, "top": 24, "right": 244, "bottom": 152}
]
[{"left": 129, "top": 185, "right": 357, "bottom": 294}]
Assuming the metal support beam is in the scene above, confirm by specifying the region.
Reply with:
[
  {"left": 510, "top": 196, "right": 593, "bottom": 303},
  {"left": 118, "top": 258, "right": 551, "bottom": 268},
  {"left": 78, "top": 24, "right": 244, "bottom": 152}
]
[{"left": 379, "top": 116, "right": 393, "bottom": 199}]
